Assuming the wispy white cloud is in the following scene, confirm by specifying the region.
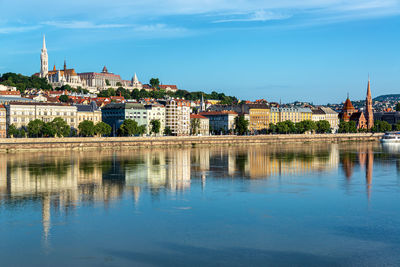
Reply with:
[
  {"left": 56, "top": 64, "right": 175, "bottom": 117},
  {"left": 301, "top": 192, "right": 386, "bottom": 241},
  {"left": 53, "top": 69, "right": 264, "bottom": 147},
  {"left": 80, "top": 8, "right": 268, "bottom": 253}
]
[
  {"left": 213, "top": 10, "right": 291, "bottom": 23},
  {"left": 1, "top": 0, "right": 400, "bottom": 36},
  {"left": 42, "top": 21, "right": 130, "bottom": 29},
  {"left": 132, "top": 23, "right": 189, "bottom": 38},
  {"left": 0, "top": 25, "right": 40, "bottom": 34}
]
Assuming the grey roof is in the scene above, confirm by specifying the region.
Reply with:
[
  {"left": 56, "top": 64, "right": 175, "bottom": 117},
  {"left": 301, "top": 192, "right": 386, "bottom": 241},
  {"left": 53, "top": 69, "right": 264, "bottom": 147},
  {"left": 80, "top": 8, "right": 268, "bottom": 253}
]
[
  {"left": 319, "top": 107, "right": 338, "bottom": 115},
  {"left": 75, "top": 102, "right": 99, "bottom": 112},
  {"left": 312, "top": 109, "right": 325, "bottom": 115},
  {"left": 0, "top": 97, "right": 37, "bottom": 104},
  {"left": 103, "top": 103, "right": 145, "bottom": 110}
]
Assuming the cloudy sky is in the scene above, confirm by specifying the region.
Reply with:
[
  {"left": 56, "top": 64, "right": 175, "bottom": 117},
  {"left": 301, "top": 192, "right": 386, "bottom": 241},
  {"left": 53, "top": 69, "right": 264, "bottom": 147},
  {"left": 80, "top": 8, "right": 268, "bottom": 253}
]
[{"left": 0, "top": 0, "right": 399, "bottom": 103}]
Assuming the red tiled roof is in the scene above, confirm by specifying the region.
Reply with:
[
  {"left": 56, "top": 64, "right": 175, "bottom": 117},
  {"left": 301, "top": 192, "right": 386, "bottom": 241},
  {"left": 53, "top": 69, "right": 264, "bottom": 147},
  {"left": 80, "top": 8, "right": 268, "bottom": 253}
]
[
  {"left": 191, "top": 114, "right": 208, "bottom": 119},
  {"left": 0, "top": 91, "right": 20, "bottom": 95},
  {"left": 159, "top": 85, "right": 178, "bottom": 90}
]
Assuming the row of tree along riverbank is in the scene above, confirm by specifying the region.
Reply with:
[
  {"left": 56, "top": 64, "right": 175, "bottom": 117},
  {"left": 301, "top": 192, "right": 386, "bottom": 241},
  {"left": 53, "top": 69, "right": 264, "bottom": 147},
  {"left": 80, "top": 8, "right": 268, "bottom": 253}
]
[{"left": 0, "top": 133, "right": 383, "bottom": 153}]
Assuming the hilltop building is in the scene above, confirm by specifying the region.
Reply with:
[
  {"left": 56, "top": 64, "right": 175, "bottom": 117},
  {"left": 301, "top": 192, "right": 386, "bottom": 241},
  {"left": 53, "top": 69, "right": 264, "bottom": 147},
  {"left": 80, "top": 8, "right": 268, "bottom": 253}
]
[{"left": 37, "top": 36, "right": 143, "bottom": 92}]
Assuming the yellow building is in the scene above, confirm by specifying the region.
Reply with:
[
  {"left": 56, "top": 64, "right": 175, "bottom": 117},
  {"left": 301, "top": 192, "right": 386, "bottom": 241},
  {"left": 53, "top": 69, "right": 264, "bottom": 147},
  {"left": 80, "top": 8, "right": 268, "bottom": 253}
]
[
  {"left": 248, "top": 104, "right": 270, "bottom": 132},
  {"left": 270, "top": 107, "right": 312, "bottom": 124},
  {"left": 76, "top": 103, "right": 102, "bottom": 126}
]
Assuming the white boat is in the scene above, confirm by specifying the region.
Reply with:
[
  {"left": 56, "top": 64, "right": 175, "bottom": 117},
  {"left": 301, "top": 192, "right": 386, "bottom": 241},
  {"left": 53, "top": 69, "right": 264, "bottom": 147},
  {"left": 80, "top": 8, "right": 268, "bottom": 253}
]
[{"left": 381, "top": 132, "right": 400, "bottom": 143}]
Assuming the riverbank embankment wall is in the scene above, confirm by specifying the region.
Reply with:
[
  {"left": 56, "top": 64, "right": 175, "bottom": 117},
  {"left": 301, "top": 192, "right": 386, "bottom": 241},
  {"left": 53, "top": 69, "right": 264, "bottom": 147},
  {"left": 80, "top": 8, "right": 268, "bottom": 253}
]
[{"left": 0, "top": 133, "right": 383, "bottom": 153}]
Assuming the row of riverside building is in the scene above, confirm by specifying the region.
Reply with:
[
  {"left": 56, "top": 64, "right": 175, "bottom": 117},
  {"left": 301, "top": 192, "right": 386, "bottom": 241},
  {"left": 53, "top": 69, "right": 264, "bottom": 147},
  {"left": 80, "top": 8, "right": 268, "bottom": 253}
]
[{"left": 0, "top": 96, "right": 342, "bottom": 138}]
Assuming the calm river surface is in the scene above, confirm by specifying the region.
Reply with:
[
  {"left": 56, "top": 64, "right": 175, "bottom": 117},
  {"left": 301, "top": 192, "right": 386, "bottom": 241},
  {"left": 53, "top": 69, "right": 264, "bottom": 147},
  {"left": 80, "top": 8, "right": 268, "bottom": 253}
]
[{"left": 1, "top": 142, "right": 400, "bottom": 266}]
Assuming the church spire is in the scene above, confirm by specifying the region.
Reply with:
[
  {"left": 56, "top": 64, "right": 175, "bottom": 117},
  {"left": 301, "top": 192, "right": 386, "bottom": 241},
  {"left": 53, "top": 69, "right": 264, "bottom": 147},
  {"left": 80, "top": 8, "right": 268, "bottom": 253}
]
[
  {"left": 367, "top": 77, "right": 371, "bottom": 98},
  {"left": 64, "top": 59, "right": 66, "bottom": 71},
  {"left": 42, "top": 34, "right": 47, "bottom": 51},
  {"left": 365, "top": 76, "right": 374, "bottom": 129},
  {"left": 40, "top": 35, "right": 48, "bottom": 78}
]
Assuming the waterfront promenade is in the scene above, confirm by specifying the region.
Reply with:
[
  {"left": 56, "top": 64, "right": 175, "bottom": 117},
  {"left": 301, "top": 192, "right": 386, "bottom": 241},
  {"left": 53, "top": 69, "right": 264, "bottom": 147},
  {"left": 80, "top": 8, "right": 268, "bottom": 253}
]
[{"left": 0, "top": 133, "right": 383, "bottom": 152}]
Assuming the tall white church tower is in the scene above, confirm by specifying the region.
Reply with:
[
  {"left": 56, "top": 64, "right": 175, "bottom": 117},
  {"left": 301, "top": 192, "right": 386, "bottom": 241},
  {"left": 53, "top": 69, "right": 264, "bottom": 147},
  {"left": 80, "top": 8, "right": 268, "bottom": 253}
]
[{"left": 40, "top": 35, "right": 48, "bottom": 78}]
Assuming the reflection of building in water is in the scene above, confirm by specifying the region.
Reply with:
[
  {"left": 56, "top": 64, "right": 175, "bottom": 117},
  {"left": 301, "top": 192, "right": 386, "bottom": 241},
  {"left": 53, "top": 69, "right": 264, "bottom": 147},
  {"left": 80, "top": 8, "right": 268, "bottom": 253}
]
[
  {"left": 340, "top": 143, "right": 376, "bottom": 200},
  {"left": 205, "top": 144, "right": 339, "bottom": 179},
  {"left": 0, "top": 154, "right": 7, "bottom": 194},
  {"left": 167, "top": 149, "right": 191, "bottom": 191},
  {"left": 246, "top": 144, "right": 339, "bottom": 178}
]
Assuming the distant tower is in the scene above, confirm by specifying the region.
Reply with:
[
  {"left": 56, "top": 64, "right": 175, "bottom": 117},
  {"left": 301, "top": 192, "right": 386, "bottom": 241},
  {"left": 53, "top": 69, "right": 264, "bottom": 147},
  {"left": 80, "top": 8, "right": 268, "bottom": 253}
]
[
  {"left": 365, "top": 77, "right": 374, "bottom": 129},
  {"left": 40, "top": 35, "right": 48, "bottom": 78},
  {"left": 200, "top": 94, "right": 205, "bottom": 112},
  {"left": 64, "top": 59, "right": 67, "bottom": 71}
]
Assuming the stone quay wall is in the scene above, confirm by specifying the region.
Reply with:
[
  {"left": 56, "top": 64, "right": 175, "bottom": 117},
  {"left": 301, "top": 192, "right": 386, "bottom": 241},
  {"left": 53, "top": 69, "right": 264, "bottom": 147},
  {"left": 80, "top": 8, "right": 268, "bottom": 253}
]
[{"left": 0, "top": 133, "right": 383, "bottom": 153}]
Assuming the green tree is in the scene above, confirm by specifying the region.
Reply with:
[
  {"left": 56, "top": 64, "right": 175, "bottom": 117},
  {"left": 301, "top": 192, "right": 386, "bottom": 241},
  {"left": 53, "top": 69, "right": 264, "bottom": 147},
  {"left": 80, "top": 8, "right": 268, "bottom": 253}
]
[
  {"left": 27, "top": 119, "right": 45, "bottom": 137},
  {"left": 190, "top": 118, "right": 201, "bottom": 135},
  {"left": 149, "top": 78, "right": 160, "bottom": 88},
  {"left": 150, "top": 119, "right": 161, "bottom": 135},
  {"left": 7, "top": 124, "right": 18, "bottom": 138},
  {"left": 276, "top": 121, "right": 289, "bottom": 134},
  {"left": 59, "top": 95, "right": 69, "bottom": 103},
  {"left": 51, "top": 117, "right": 71, "bottom": 137},
  {"left": 105, "top": 79, "right": 110, "bottom": 86},
  {"left": 315, "top": 120, "right": 331, "bottom": 133},
  {"left": 118, "top": 119, "right": 139, "bottom": 136},
  {"left": 295, "top": 120, "right": 317, "bottom": 134},
  {"left": 137, "top": 125, "right": 147, "bottom": 135},
  {"left": 42, "top": 122, "right": 56, "bottom": 137},
  {"left": 396, "top": 102, "right": 400, "bottom": 111},
  {"left": 116, "top": 82, "right": 122, "bottom": 87},
  {"left": 268, "top": 123, "right": 277, "bottom": 134},
  {"left": 0, "top": 72, "right": 52, "bottom": 92},
  {"left": 19, "top": 128, "right": 27, "bottom": 138},
  {"left": 395, "top": 123, "right": 400, "bottom": 131},
  {"left": 234, "top": 115, "right": 249, "bottom": 135},
  {"left": 371, "top": 120, "right": 392, "bottom": 133},
  {"left": 78, "top": 120, "right": 95, "bottom": 137},
  {"left": 164, "top": 126, "right": 173, "bottom": 136},
  {"left": 94, "top": 122, "right": 112, "bottom": 137}
]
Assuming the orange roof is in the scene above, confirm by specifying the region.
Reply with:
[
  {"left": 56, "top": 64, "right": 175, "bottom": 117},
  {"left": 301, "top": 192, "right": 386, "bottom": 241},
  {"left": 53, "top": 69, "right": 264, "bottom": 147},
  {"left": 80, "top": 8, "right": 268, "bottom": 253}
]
[
  {"left": 0, "top": 91, "right": 20, "bottom": 95},
  {"left": 190, "top": 114, "right": 208, "bottom": 119},
  {"left": 159, "top": 85, "right": 178, "bottom": 90},
  {"left": 343, "top": 97, "right": 355, "bottom": 111}
]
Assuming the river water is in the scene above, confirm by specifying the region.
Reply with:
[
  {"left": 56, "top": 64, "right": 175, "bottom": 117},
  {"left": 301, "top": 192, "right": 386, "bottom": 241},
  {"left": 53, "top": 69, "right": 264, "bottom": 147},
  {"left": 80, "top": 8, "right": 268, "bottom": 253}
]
[{"left": 1, "top": 142, "right": 400, "bottom": 266}]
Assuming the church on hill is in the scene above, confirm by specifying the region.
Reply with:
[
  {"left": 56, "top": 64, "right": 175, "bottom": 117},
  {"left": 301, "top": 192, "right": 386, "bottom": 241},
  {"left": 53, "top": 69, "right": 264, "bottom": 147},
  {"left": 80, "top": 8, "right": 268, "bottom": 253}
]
[
  {"left": 36, "top": 35, "right": 143, "bottom": 91},
  {"left": 339, "top": 79, "right": 374, "bottom": 130},
  {"left": 37, "top": 35, "right": 84, "bottom": 88}
]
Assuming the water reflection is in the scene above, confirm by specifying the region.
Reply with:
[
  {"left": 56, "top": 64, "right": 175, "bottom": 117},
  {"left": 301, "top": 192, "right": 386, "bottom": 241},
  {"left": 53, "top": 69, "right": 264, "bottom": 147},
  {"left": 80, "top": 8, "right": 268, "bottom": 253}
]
[{"left": 0, "top": 142, "right": 399, "bottom": 249}]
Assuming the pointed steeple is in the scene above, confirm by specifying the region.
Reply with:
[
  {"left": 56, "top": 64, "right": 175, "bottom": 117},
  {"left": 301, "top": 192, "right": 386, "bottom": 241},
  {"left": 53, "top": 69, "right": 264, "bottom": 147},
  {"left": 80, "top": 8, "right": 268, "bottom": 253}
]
[
  {"left": 133, "top": 73, "right": 138, "bottom": 83},
  {"left": 64, "top": 59, "right": 66, "bottom": 71},
  {"left": 42, "top": 34, "right": 47, "bottom": 51},
  {"left": 367, "top": 77, "right": 371, "bottom": 98},
  {"left": 40, "top": 35, "right": 48, "bottom": 78},
  {"left": 365, "top": 76, "right": 374, "bottom": 129}
]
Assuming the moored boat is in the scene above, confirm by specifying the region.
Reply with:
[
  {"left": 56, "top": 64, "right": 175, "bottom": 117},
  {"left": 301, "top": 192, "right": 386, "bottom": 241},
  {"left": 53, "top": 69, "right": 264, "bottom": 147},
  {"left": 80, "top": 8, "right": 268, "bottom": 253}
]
[{"left": 381, "top": 132, "right": 400, "bottom": 143}]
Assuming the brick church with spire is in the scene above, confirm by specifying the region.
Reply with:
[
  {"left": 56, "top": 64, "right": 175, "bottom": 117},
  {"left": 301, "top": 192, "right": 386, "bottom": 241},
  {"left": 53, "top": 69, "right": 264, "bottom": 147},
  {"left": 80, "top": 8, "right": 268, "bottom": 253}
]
[{"left": 339, "top": 78, "right": 374, "bottom": 130}]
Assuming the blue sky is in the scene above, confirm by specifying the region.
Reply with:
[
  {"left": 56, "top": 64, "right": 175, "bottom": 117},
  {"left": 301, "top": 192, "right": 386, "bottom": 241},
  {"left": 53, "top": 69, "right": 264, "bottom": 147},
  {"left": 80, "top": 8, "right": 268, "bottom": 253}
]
[{"left": 0, "top": 0, "right": 399, "bottom": 104}]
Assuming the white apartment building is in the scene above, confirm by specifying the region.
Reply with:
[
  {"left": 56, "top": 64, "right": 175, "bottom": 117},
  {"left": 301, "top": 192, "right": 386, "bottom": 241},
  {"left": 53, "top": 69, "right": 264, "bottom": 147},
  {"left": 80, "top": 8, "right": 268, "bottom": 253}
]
[
  {"left": 6, "top": 103, "right": 78, "bottom": 129},
  {"left": 165, "top": 99, "right": 190, "bottom": 136},
  {"left": 312, "top": 107, "right": 339, "bottom": 133},
  {"left": 145, "top": 104, "right": 166, "bottom": 135}
]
